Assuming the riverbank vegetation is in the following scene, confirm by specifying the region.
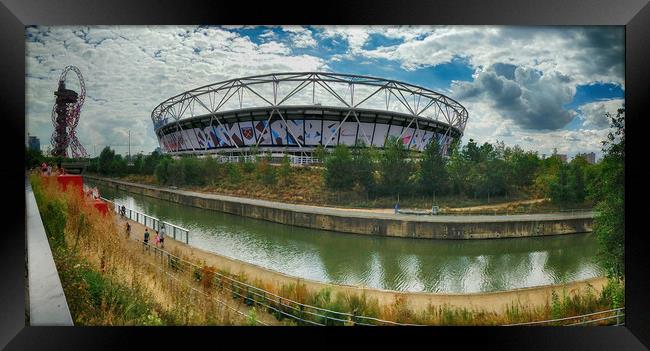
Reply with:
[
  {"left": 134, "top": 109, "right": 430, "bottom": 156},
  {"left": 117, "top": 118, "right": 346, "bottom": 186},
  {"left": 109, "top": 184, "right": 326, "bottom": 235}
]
[
  {"left": 590, "top": 108, "right": 625, "bottom": 298},
  {"left": 77, "top": 135, "right": 600, "bottom": 213},
  {"left": 32, "top": 172, "right": 623, "bottom": 325},
  {"left": 30, "top": 174, "right": 257, "bottom": 325}
]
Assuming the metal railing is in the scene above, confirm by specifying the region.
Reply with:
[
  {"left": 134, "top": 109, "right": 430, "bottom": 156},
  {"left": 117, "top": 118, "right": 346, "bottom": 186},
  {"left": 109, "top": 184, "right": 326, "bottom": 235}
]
[
  {"left": 504, "top": 308, "right": 625, "bottom": 326},
  {"left": 289, "top": 155, "right": 320, "bottom": 165},
  {"left": 101, "top": 198, "right": 616, "bottom": 327},
  {"left": 210, "top": 154, "right": 320, "bottom": 165},
  {"left": 138, "top": 243, "right": 267, "bottom": 325},
  {"left": 136, "top": 239, "right": 626, "bottom": 327},
  {"left": 102, "top": 198, "right": 190, "bottom": 244},
  {"left": 135, "top": 238, "right": 422, "bottom": 326}
]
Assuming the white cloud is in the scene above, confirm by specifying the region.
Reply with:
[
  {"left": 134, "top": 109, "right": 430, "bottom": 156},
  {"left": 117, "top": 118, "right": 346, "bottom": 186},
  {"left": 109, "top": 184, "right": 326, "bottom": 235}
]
[
  {"left": 282, "top": 26, "right": 317, "bottom": 48},
  {"left": 452, "top": 65, "right": 577, "bottom": 130},
  {"left": 25, "top": 25, "right": 623, "bottom": 159},
  {"left": 577, "top": 98, "right": 624, "bottom": 129},
  {"left": 26, "top": 25, "right": 328, "bottom": 156}
]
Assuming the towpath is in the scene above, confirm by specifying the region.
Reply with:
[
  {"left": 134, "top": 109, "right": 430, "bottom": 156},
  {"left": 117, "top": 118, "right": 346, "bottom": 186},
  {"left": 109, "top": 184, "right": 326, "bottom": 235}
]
[{"left": 87, "top": 175, "right": 594, "bottom": 224}]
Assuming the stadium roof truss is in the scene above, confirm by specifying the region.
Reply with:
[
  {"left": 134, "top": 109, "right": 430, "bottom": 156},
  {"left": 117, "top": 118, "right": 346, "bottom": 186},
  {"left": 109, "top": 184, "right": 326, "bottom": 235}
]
[{"left": 152, "top": 72, "right": 469, "bottom": 155}]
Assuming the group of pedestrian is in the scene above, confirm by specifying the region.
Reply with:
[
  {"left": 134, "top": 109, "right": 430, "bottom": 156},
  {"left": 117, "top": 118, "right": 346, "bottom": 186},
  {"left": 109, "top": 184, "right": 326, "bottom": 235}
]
[
  {"left": 39, "top": 162, "right": 65, "bottom": 176},
  {"left": 40, "top": 162, "right": 52, "bottom": 176},
  {"left": 142, "top": 224, "right": 165, "bottom": 250},
  {"left": 119, "top": 204, "right": 166, "bottom": 251}
]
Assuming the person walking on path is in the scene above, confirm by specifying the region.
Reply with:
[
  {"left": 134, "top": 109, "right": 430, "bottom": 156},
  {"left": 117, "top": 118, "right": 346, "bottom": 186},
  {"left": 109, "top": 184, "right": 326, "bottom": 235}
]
[
  {"left": 159, "top": 225, "right": 165, "bottom": 249},
  {"left": 143, "top": 228, "right": 150, "bottom": 250},
  {"left": 154, "top": 230, "right": 160, "bottom": 247},
  {"left": 125, "top": 222, "right": 131, "bottom": 238}
]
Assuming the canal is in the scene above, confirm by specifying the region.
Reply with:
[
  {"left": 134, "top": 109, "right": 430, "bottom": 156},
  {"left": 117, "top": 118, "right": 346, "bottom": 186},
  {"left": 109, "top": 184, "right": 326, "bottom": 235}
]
[{"left": 91, "top": 181, "right": 604, "bottom": 293}]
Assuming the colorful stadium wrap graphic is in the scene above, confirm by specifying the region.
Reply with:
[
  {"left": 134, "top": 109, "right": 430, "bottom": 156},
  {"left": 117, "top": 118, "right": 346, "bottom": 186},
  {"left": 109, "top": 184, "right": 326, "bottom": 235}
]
[{"left": 158, "top": 118, "right": 454, "bottom": 153}]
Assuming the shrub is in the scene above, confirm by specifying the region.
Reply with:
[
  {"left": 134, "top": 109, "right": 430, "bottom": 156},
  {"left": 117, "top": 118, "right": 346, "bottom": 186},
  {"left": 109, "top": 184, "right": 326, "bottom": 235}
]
[
  {"left": 256, "top": 156, "right": 276, "bottom": 185},
  {"left": 600, "top": 279, "right": 625, "bottom": 309},
  {"left": 181, "top": 157, "right": 205, "bottom": 186},
  {"left": 278, "top": 155, "right": 292, "bottom": 186},
  {"left": 324, "top": 145, "right": 355, "bottom": 190},
  {"left": 42, "top": 198, "right": 68, "bottom": 248},
  {"left": 167, "top": 160, "right": 186, "bottom": 186},
  {"left": 154, "top": 158, "right": 171, "bottom": 184},
  {"left": 203, "top": 157, "right": 220, "bottom": 185},
  {"left": 227, "top": 163, "right": 241, "bottom": 184},
  {"left": 240, "top": 158, "right": 256, "bottom": 174},
  {"left": 376, "top": 137, "right": 413, "bottom": 196}
]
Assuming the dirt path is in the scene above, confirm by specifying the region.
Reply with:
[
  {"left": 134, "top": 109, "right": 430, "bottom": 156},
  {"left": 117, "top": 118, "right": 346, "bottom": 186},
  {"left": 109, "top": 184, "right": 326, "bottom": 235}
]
[
  {"left": 118, "top": 217, "right": 283, "bottom": 326},
  {"left": 116, "top": 213, "right": 606, "bottom": 316}
]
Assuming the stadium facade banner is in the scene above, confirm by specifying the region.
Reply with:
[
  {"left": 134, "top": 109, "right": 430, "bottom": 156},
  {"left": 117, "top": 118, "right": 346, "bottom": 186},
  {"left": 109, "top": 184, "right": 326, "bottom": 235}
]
[
  {"left": 151, "top": 72, "right": 468, "bottom": 156},
  {"left": 158, "top": 118, "right": 454, "bottom": 153}
]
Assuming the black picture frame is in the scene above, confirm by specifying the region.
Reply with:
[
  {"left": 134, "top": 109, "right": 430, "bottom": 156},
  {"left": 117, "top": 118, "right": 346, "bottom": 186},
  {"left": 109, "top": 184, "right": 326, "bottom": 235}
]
[{"left": 2, "top": 0, "right": 649, "bottom": 349}]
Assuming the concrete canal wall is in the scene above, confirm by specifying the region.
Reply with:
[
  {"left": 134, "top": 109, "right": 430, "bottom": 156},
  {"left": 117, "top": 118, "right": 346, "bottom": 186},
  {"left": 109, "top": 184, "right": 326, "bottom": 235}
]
[
  {"left": 85, "top": 175, "right": 593, "bottom": 240},
  {"left": 123, "top": 215, "right": 606, "bottom": 314}
]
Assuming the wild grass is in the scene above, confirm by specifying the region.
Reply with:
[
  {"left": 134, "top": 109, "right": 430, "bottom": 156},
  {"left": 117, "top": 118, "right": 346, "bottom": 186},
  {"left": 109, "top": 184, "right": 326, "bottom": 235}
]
[
  {"left": 30, "top": 173, "right": 249, "bottom": 326},
  {"left": 31, "top": 173, "right": 620, "bottom": 326},
  {"left": 95, "top": 169, "right": 585, "bottom": 212}
]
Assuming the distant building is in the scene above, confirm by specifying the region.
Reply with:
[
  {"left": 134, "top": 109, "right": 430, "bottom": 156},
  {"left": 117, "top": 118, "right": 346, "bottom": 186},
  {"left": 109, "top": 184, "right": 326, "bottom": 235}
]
[
  {"left": 575, "top": 152, "right": 596, "bottom": 164},
  {"left": 551, "top": 148, "right": 567, "bottom": 163},
  {"left": 28, "top": 135, "right": 40, "bottom": 152}
]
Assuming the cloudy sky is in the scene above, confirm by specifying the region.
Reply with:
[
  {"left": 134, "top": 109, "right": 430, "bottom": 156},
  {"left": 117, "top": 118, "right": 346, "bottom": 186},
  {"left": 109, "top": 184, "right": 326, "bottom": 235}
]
[{"left": 25, "top": 25, "right": 624, "bottom": 159}]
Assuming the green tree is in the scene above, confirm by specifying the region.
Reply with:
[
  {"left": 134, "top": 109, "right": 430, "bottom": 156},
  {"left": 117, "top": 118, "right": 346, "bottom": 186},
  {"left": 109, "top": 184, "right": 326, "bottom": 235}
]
[
  {"left": 256, "top": 154, "right": 276, "bottom": 186},
  {"left": 568, "top": 156, "right": 589, "bottom": 204},
  {"left": 109, "top": 155, "right": 127, "bottom": 176},
  {"left": 314, "top": 144, "right": 327, "bottom": 163},
  {"left": 181, "top": 157, "right": 205, "bottom": 186},
  {"left": 26, "top": 147, "right": 45, "bottom": 170},
  {"left": 445, "top": 140, "right": 468, "bottom": 196},
  {"left": 549, "top": 162, "right": 572, "bottom": 206},
  {"left": 166, "top": 159, "right": 185, "bottom": 186},
  {"left": 278, "top": 154, "right": 292, "bottom": 186},
  {"left": 203, "top": 156, "right": 220, "bottom": 186},
  {"left": 324, "top": 144, "right": 355, "bottom": 190},
  {"left": 533, "top": 155, "right": 563, "bottom": 198},
  {"left": 226, "top": 162, "right": 242, "bottom": 185},
  {"left": 154, "top": 158, "right": 171, "bottom": 184},
  {"left": 503, "top": 144, "right": 541, "bottom": 193},
  {"left": 141, "top": 151, "right": 162, "bottom": 175},
  {"left": 98, "top": 147, "right": 115, "bottom": 175},
  {"left": 591, "top": 108, "right": 625, "bottom": 280},
  {"left": 351, "top": 143, "right": 376, "bottom": 194},
  {"left": 377, "top": 137, "right": 412, "bottom": 196},
  {"left": 418, "top": 138, "right": 448, "bottom": 196}
]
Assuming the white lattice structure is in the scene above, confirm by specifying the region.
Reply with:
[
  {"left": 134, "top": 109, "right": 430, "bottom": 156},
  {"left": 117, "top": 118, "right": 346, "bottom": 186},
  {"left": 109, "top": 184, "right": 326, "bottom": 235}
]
[{"left": 151, "top": 72, "right": 469, "bottom": 157}]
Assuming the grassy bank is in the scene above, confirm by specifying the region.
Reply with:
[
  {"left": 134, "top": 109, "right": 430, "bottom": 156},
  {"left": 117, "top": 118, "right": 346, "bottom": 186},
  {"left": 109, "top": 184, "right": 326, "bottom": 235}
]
[
  {"left": 108, "top": 171, "right": 576, "bottom": 214},
  {"left": 30, "top": 174, "right": 263, "bottom": 325},
  {"left": 31, "top": 173, "right": 619, "bottom": 325},
  {"left": 165, "top": 242, "right": 623, "bottom": 326}
]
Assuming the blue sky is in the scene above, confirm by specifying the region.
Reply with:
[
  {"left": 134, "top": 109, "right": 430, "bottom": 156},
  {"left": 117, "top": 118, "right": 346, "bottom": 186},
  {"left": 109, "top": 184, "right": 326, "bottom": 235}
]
[{"left": 25, "top": 25, "right": 624, "bottom": 158}]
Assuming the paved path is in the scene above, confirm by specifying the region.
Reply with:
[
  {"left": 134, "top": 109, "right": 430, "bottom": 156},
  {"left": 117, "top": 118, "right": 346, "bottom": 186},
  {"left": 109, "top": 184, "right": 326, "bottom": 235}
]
[{"left": 87, "top": 176, "right": 594, "bottom": 224}]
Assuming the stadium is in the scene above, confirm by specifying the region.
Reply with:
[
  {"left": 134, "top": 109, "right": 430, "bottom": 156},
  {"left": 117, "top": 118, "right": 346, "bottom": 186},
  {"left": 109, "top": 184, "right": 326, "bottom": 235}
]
[{"left": 151, "top": 72, "right": 469, "bottom": 161}]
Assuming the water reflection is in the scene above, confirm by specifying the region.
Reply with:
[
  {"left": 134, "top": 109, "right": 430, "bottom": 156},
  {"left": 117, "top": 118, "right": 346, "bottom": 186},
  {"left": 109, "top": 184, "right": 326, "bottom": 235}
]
[{"left": 93, "top": 182, "right": 604, "bottom": 293}]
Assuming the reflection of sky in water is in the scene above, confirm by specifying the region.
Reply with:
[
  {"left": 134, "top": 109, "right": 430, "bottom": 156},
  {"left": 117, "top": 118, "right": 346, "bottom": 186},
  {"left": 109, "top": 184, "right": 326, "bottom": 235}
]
[{"left": 96, "top": 183, "right": 605, "bottom": 293}]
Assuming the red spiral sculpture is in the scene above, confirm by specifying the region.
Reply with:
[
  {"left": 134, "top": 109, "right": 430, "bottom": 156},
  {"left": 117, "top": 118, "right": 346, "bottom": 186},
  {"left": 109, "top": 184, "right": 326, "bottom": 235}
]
[{"left": 50, "top": 65, "right": 88, "bottom": 158}]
